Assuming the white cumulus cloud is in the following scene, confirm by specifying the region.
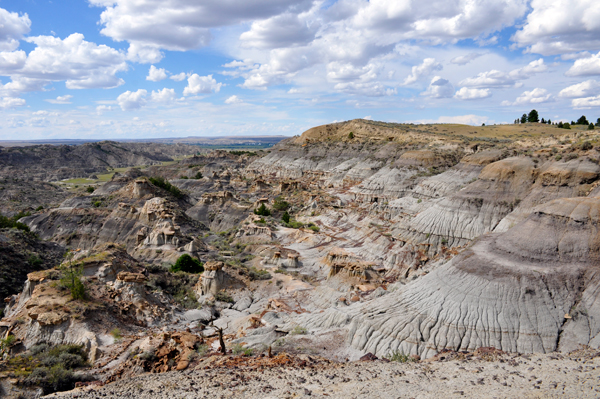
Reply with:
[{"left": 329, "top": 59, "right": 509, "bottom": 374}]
[
  {"left": 421, "top": 76, "right": 454, "bottom": 98},
  {"left": 117, "top": 89, "right": 147, "bottom": 111},
  {"left": 0, "top": 8, "right": 31, "bottom": 51},
  {"left": 150, "top": 88, "right": 177, "bottom": 103},
  {"left": 572, "top": 96, "right": 600, "bottom": 108},
  {"left": 565, "top": 52, "right": 600, "bottom": 77},
  {"left": 513, "top": 0, "right": 600, "bottom": 55},
  {"left": 459, "top": 59, "right": 547, "bottom": 88},
  {"left": 454, "top": 87, "right": 491, "bottom": 100},
  {"left": 89, "top": 0, "right": 313, "bottom": 62},
  {"left": 225, "top": 95, "right": 243, "bottom": 104},
  {"left": 0, "top": 33, "right": 127, "bottom": 94},
  {"left": 146, "top": 65, "right": 168, "bottom": 82},
  {"left": 183, "top": 74, "right": 222, "bottom": 96},
  {"left": 0, "top": 96, "right": 25, "bottom": 109},
  {"left": 503, "top": 88, "right": 553, "bottom": 106},
  {"left": 169, "top": 72, "right": 188, "bottom": 82},
  {"left": 45, "top": 95, "right": 73, "bottom": 104},
  {"left": 559, "top": 80, "right": 600, "bottom": 98},
  {"left": 403, "top": 58, "right": 442, "bottom": 85}
]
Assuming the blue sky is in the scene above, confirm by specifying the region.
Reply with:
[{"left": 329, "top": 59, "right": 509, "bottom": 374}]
[{"left": 1, "top": 0, "right": 600, "bottom": 140}]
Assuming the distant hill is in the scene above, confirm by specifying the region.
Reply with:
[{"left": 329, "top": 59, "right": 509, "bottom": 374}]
[
  {"left": 0, "top": 141, "right": 201, "bottom": 181},
  {"left": 0, "top": 135, "right": 288, "bottom": 148}
]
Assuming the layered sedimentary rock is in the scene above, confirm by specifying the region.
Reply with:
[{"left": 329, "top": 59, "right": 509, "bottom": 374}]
[
  {"left": 22, "top": 192, "right": 206, "bottom": 263},
  {"left": 185, "top": 192, "right": 249, "bottom": 232},
  {"left": 291, "top": 196, "right": 600, "bottom": 358},
  {"left": 262, "top": 248, "right": 300, "bottom": 269},
  {"left": 198, "top": 261, "right": 226, "bottom": 296}
]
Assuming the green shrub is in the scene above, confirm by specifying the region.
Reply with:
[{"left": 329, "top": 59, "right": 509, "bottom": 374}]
[
  {"left": 180, "top": 175, "right": 188, "bottom": 179},
  {"left": 148, "top": 176, "right": 184, "bottom": 199},
  {"left": 170, "top": 254, "right": 204, "bottom": 273},
  {"left": 29, "top": 255, "right": 43, "bottom": 267},
  {"left": 0, "top": 212, "right": 30, "bottom": 232},
  {"left": 86, "top": 186, "right": 95, "bottom": 193},
  {"left": 290, "top": 326, "right": 307, "bottom": 335},
  {"left": 254, "top": 203, "right": 271, "bottom": 216},
  {"left": 25, "top": 365, "right": 76, "bottom": 394},
  {"left": 282, "top": 211, "right": 290, "bottom": 224},
  {"left": 196, "top": 344, "right": 209, "bottom": 356},
  {"left": 215, "top": 290, "right": 234, "bottom": 303},
  {"left": 273, "top": 197, "right": 289, "bottom": 211},
  {"left": 0, "top": 335, "right": 15, "bottom": 356},
  {"left": 308, "top": 224, "right": 320, "bottom": 232},
  {"left": 581, "top": 141, "right": 593, "bottom": 150},
  {"left": 385, "top": 350, "right": 416, "bottom": 363},
  {"left": 565, "top": 153, "right": 579, "bottom": 161},
  {"left": 35, "top": 205, "right": 44, "bottom": 211},
  {"left": 110, "top": 328, "right": 122, "bottom": 340},
  {"left": 288, "top": 220, "right": 303, "bottom": 229},
  {"left": 348, "top": 132, "right": 354, "bottom": 139},
  {"left": 194, "top": 172, "right": 203, "bottom": 179},
  {"left": 23, "top": 344, "right": 88, "bottom": 394},
  {"left": 232, "top": 343, "right": 244, "bottom": 355},
  {"left": 92, "top": 201, "right": 101, "bottom": 207},
  {"left": 248, "top": 267, "right": 271, "bottom": 281}
]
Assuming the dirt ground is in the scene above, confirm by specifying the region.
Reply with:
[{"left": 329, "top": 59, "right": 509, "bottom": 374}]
[{"left": 45, "top": 348, "right": 600, "bottom": 399}]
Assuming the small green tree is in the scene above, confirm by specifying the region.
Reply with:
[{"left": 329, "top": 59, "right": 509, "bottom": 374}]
[
  {"left": 577, "top": 115, "right": 589, "bottom": 125},
  {"left": 348, "top": 131, "right": 354, "bottom": 139},
  {"left": 282, "top": 211, "right": 290, "bottom": 224},
  {"left": 170, "top": 254, "right": 204, "bottom": 273},
  {"left": 589, "top": 123, "right": 595, "bottom": 130},
  {"left": 596, "top": 117, "right": 600, "bottom": 126},
  {"left": 194, "top": 172, "right": 203, "bottom": 179},
  {"left": 527, "top": 109, "right": 539, "bottom": 123},
  {"left": 254, "top": 203, "right": 271, "bottom": 216},
  {"left": 60, "top": 251, "right": 85, "bottom": 301},
  {"left": 520, "top": 114, "right": 527, "bottom": 124}
]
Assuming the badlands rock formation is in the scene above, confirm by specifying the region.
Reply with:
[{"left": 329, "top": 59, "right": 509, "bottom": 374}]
[{"left": 3, "top": 119, "right": 600, "bottom": 397}]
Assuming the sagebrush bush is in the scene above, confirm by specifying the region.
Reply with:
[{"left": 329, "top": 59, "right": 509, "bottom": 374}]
[
  {"left": 215, "top": 290, "right": 234, "bottom": 303},
  {"left": 273, "top": 197, "right": 289, "bottom": 211},
  {"left": 22, "top": 344, "right": 88, "bottom": 394},
  {"left": 248, "top": 267, "right": 271, "bottom": 281},
  {"left": 385, "top": 350, "right": 416, "bottom": 363}
]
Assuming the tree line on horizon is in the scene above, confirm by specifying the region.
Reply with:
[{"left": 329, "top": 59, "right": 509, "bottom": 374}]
[{"left": 514, "top": 110, "right": 599, "bottom": 130}]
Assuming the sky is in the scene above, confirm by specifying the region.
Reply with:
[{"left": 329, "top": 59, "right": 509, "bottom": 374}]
[{"left": 1, "top": 0, "right": 600, "bottom": 140}]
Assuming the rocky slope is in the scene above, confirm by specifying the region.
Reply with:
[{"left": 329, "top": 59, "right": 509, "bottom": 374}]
[{"left": 0, "top": 228, "right": 64, "bottom": 300}]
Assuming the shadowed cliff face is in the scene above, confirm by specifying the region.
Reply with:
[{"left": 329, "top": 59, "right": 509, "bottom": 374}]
[{"left": 0, "top": 228, "right": 64, "bottom": 299}]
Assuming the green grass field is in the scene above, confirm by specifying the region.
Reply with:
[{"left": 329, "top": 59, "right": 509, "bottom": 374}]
[{"left": 59, "top": 155, "right": 193, "bottom": 187}]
